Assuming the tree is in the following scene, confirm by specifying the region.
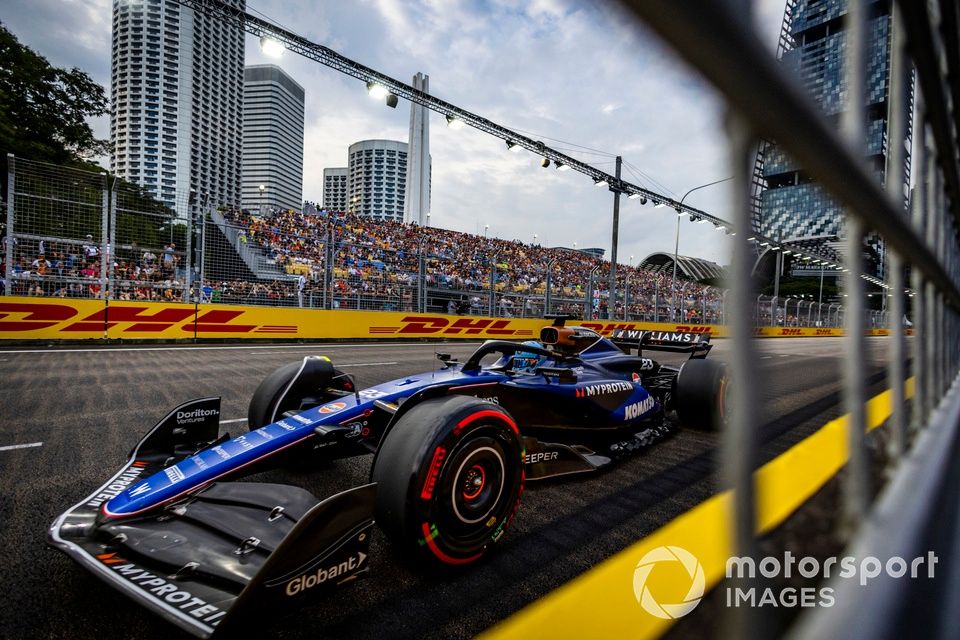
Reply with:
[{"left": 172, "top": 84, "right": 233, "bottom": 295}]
[{"left": 0, "top": 21, "right": 109, "bottom": 185}]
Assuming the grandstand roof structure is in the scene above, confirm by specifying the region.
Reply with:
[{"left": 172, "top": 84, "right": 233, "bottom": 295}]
[{"left": 639, "top": 253, "right": 725, "bottom": 282}]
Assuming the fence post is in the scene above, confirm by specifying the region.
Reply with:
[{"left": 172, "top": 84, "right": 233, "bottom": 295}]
[
  {"left": 5, "top": 154, "right": 14, "bottom": 296},
  {"left": 100, "top": 173, "right": 109, "bottom": 300},
  {"left": 183, "top": 195, "right": 193, "bottom": 303},
  {"left": 418, "top": 248, "right": 426, "bottom": 313},
  {"left": 545, "top": 261, "right": 553, "bottom": 316},
  {"left": 654, "top": 278, "right": 660, "bottom": 322},
  {"left": 108, "top": 177, "right": 117, "bottom": 299}
]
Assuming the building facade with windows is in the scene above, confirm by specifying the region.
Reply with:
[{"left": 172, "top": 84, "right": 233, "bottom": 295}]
[
  {"left": 241, "top": 64, "right": 305, "bottom": 212},
  {"left": 323, "top": 168, "right": 348, "bottom": 212},
  {"left": 110, "top": 0, "right": 245, "bottom": 214},
  {"left": 346, "top": 140, "right": 408, "bottom": 221},
  {"left": 757, "top": 0, "right": 906, "bottom": 275}
]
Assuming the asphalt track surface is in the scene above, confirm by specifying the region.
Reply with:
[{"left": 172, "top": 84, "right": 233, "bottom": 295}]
[{"left": 0, "top": 337, "right": 896, "bottom": 640}]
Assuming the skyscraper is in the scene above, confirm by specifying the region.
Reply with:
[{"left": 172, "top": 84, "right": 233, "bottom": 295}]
[
  {"left": 404, "top": 72, "right": 431, "bottom": 225},
  {"left": 241, "top": 64, "right": 305, "bottom": 212},
  {"left": 756, "top": 0, "right": 907, "bottom": 275},
  {"left": 323, "top": 168, "right": 348, "bottom": 212},
  {"left": 110, "top": 0, "right": 244, "bottom": 213},
  {"left": 347, "top": 140, "right": 408, "bottom": 221}
]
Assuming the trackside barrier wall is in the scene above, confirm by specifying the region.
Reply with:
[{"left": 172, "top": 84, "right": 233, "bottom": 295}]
[{"left": 0, "top": 296, "right": 907, "bottom": 341}]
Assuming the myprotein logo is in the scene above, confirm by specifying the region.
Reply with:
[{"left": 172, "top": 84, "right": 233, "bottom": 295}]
[
  {"left": 0, "top": 301, "right": 296, "bottom": 334},
  {"left": 633, "top": 546, "right": 705, "bottom": 619},
  {"left": 85, "top": 461, "right": 149, "bottom": 508},
  {"left": 370, "top": 315, "right": 533, "bottom": 337},
  {"left": 97, "top": 553, "right": 226, "bottom": 627},
  {"left": 575, "top": 381, "right": 633, "bottom": 398}
]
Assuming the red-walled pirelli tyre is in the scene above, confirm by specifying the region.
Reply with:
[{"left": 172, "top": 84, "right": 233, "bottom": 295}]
[
  {"left": 673, "top": 359, "right": 730, "bottom": 431},
  {"left": 372, "top": 395, "right": 525, "bottom": 566}
]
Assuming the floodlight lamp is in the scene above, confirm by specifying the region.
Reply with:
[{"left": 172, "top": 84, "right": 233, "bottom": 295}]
[
  {"left": 445, "top": 114, "right": 465, "bottom": 129},
  {"left": 366, "top": 82, "right": 389, "bottom": 99},
  {"left": 654, "top": 201, "right": 665, "bottom": 208},
  {"left": 260, "top": 37, "right": 285, "bottom": 58},
  {"left": 628, "top": 193, "right": 641, "bottom": 200},
  {"left": 556, "top": 161, "right": 571, "bottom": 171},
  {"left": 541, "top": 158, "right": 551, "bottom": 168},
  {"left": 594, "top": 178, "right": 608, "bottom": 188}
]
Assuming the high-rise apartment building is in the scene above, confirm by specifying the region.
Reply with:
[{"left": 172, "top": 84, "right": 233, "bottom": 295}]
[
  {"left": 757, "top": 0, "right": 907, "bottom": 274},
  {"left": 347, "top": 140, "right": 408, "bottom": 221},
  {"left": 323, "top": 168, "right": 348, "bottom": 212},
  {"left": 110, "top": 0, "right": 244, "bottom": 214},
  {"left": 241, "top": 64, "right": 305, "bottom": 212}
]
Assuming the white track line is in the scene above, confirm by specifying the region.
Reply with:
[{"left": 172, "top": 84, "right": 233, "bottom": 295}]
[
  {"left": 0, "top": 342, "right": 482, "bottom": 355},
  {"left": 220, "top": 418, "right": 246, "bottom": 424},
  {"left": 0, "top": 442, "right": 43, "bottom": 452},
  {"left": 339, "top": 361, "right": 397, "bottom": 367}
]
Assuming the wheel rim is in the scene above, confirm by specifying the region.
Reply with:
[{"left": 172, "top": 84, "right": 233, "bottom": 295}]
[{"left": 450, "top": 446, "right": 505, "bottom": 525}]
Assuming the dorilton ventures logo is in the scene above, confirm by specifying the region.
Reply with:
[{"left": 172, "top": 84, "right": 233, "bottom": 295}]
[{"left": 633, "top": 546, "right": 705, "bottom": 619}]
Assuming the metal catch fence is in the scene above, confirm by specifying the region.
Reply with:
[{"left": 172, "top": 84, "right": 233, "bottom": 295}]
[{"left": 618, "top": 0, "right": 960, "bottom": 637}]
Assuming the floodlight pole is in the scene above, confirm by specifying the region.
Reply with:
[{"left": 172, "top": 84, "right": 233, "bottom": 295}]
[
  {"left": 607, "top": 156, "right": 622, "bottom": 320},
  {"left": 672, "top": 176, "right": 734, "bottom": 320}
]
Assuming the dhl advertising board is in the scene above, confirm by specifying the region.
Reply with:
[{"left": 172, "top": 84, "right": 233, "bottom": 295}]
[{"left": 0, "top": 296, "right": 899, "bottom": 341}]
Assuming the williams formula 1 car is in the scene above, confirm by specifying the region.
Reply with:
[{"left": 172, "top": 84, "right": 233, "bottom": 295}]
[{"left": 48, "top": 318, "right": 728, "bottom": 637}]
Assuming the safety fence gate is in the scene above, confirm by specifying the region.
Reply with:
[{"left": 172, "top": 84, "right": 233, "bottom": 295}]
[{"left": 618, "top": 0, "right": 960, "bottom": 638}]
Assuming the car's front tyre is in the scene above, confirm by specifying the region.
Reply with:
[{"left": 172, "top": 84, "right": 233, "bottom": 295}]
[{"left": 372, "top": 396, "right": 525, "bottom": 565}]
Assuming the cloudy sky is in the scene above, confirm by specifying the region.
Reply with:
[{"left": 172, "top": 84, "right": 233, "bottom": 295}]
[{"left": 1, "top": 0, "right": 785, "bottom": 266}]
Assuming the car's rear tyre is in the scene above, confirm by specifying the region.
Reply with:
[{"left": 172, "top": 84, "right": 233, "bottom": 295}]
[
  {"left": 248, "top": 356, "right": 350, "bottom": 430},
  {"left": 673, "top": 359, "right": 729, "bottom": 431},
  {"left": 372, "top": 396, "right": 524, "bottom": 566}
]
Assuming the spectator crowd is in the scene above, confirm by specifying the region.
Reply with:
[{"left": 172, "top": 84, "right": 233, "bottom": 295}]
[{"left": 2, "top": 206, "right": 725, "bottom": 322}]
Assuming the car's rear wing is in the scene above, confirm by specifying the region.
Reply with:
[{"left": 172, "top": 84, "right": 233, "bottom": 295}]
[{"left": 611, "top": 329, "right": 712, "bottom": 358}]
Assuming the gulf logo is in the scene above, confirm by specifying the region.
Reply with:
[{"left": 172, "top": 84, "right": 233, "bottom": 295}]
[{"left": 319, "top": 402, "right": 347, "bottom": 414}]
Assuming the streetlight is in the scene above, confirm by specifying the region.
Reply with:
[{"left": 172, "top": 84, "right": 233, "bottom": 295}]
[
  {"left": 533, "top": 233, "right": 538, "bottom": 245},
  {"left": 484, "top": 224, "right": 489, "bottom": 238},
  {"left": 670, "top": 176, "right": 734, "bottom": 320},
  {"left": 258, "top": 184, "right": 266, "bottom": 214}
]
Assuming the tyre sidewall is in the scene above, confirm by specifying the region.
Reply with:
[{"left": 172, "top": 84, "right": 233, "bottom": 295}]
[{"left": 373, "top": 396, "right": 524, "bottom": 565}]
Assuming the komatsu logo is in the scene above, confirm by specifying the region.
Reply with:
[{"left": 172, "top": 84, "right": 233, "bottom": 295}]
[
  {"left": 624, "top": 396, "right": 657, "bottom": 420},
  {"left": 176, "top": 408, "right": 219, "bottom": 424},
  {"left": 284, "top": 553, "right": 367, "bottom": 596}
]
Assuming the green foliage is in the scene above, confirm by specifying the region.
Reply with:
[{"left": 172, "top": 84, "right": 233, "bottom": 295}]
[{"left": 0, "top": 21, "right": 109, "bottom": 179}]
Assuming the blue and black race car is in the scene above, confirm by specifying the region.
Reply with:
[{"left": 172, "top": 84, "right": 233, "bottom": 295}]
[{"left": 48, "top": 317, "right": 727, "bottom": 638}]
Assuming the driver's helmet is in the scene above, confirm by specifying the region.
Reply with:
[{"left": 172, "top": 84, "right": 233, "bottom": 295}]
[{"left": 513, "top": 340, "right": 547, "bottom": 373}]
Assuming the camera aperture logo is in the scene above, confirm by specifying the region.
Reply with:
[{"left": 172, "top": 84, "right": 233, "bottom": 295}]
[{"left": 632, "top": 546, "right": 705, "bottom": 619}]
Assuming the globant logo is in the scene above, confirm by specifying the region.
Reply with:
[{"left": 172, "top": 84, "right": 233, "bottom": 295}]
[{"left": 632, "top": 546, "right": 705, "bottom": 619}]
